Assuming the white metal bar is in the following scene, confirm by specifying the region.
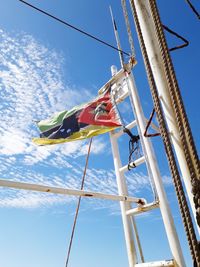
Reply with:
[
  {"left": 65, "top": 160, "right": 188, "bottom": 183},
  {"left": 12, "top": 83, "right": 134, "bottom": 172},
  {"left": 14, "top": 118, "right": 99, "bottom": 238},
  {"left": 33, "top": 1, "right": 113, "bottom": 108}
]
[
  {"left": 126, "top": 73, "right": 186, "bottom": 267},
  {"left": 98, "top": 68, "right": 125, "bottom": 95},
  {"left": 113, "top": 120, "right": 137, "bottom": 138},
  {"left": 0, "top": 179, "right": 146, "bottom": 203},
  {"left": 135, "top": 260, "right": 174, "bottom": 267},
  {"left": 119, "top": 156, "right": 145, "bottom": 173},
  {"left": 110, "top": 132, "right": 137, "bottom": 266},
  {"left": 126, "top": 201, "right": 159, "bottom": 216},
  {"left": 115, "top": 91, "right": 129, "bottom": 103},
  {"left": 133, "top": 0, "right": 199, "bottom": 236}
]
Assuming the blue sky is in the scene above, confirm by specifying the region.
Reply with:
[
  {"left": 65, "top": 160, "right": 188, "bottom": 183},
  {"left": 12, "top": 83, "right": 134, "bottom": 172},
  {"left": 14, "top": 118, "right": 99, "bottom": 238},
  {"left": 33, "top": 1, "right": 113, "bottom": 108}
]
[{"left": 0, "top": 1, "right": 199, "bottom": 267}]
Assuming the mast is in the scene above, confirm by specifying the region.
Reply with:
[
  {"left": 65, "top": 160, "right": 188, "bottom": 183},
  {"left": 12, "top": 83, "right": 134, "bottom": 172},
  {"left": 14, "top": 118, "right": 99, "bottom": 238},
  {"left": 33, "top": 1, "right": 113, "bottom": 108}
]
[
  {"left": 109, "top": 6, "right": 186, "bottom": 267},
  {"left": 129, "top": 0, "right": 200, "bottom": 237}
]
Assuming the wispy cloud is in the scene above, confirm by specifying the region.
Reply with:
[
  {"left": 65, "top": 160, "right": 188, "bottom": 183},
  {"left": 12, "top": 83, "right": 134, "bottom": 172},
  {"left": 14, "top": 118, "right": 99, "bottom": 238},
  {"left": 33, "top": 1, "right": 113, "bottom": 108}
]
[
  {"left": 0, "top": 29, "right": 95, "bottom": 159},
  {"left": 0, "top": 28, "right": 172, "bottom": 210}
]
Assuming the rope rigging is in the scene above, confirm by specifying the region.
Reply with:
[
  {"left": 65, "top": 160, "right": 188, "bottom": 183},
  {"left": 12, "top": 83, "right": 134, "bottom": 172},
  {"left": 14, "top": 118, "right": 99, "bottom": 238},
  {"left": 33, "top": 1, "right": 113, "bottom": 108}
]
[
  {"left": 111, "top": 86, "right": 141, "bottom": 170},
  {"left": 65, "top": 138, "right": 93, "bottom": 267},
  {"left": 144, "top": 108, "right": 160, "bottom": 138},
  {"left": 129, "top": 0, "right": 200, "bottom": 265},
  {"left": 123, "top": 128, "right": 140, "bottom": 170},
  {"left": 128, "top": 132, "right": 140, "bottom": 170},
  {"left": 148, "top": 0, "right": 200, "bottom": 229},
  {"left": 121, "top": 0, "right": 136, "bottom": 58},
  {"left": 120, "top": 0, "right": 160, "bottom": 202},
  {"left": 19, "top": 0, "right": 130, "bottom": 56}
]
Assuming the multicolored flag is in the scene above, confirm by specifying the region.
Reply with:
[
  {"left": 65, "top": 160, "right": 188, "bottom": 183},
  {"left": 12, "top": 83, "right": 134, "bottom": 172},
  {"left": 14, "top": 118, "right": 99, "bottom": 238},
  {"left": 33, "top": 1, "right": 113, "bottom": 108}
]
[{"left": 33, "top": 88, "right": 121, "bottom": 145}]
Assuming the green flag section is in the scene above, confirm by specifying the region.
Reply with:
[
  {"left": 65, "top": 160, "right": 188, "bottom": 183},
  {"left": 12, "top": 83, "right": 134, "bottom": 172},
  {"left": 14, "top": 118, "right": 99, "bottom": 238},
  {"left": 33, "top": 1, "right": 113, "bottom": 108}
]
[{"left": 33, "top": 88, "right": 121, "bottom": 145}]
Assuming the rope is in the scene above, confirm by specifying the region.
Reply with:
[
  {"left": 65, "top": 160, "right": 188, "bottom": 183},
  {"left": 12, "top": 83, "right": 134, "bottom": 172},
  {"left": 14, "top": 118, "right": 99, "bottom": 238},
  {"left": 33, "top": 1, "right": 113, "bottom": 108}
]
[
  {"left": 120, "top": 0, "right": 159, "bottom": 200},
  {"left": 111, "top": 85, "right": 141, "bottom": 171},
  {"left": 162, "top": 24, "right": 189, "bottom": 52},
  {"left": 129, "top": 0, "right": 200, "bottom": 264},
  {"left": 127, "top": 135, "right": 140, "bottom": 170},
  {"left": 19, "top": 0, "right": 130, "bottom": 56},
  {"left": 65, "top": 138, "right": 93, "bottom": 267},
  {"left": 144, "top": 108, "right": 160, "bottom": 137},
  {"left": 121, "top": 0, "right": 136, "bottom": 58}
]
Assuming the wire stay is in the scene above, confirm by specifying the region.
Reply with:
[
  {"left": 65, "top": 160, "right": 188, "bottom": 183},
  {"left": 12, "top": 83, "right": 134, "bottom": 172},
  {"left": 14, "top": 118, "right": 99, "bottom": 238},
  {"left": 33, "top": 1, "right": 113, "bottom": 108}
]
[
  {"left": 162, "top": 24, "right": 189, "bottom": 52},
  {"left": 19, "top": 0, "right": 130, "bottom": 56},
  {"left": 65, "top": 138, "right": 93, "bottom": 267},
  {"left": 185, "top": 0, "right": 200, "bottom": 20}
]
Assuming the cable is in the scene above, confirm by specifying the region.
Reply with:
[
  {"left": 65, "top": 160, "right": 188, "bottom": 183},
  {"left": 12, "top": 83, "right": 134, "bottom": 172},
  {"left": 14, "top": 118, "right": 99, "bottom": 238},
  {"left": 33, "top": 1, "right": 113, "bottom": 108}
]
[
  {"left": 65, "top": 138, "right": 93, "bottom": 267},
  {"left": 162, "top": 24, "right": 189, "bottom": 52},
  {"left": 185, "top": 0, "right": 200, "bottom": 20},
  {"left": 144, "top": 108, "right": 160, "bottom": 137},
  {"left": 127, "top": 134, "right": 140, "bottom": 170},
  {"left": 19, "top": 0, "right": 130, "bottom": 56}
]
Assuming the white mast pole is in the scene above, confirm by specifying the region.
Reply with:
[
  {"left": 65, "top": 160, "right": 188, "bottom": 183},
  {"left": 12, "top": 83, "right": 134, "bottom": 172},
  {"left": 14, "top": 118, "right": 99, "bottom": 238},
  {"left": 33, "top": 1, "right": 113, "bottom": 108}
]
[
  {"left": 110, "top": 5, "right": 185, "bottom": 265},
  {"left": 131, "top": 0, "right": 199, "bottom": 236},
  {"left": 126, "top": 72, "right": 186, "bottom": 267},
  {"left": 109, "top": 9, "right": 138, "bottom": 266},
  {"left": 110, "top": 130, "right": 137, "bottom": 266}
]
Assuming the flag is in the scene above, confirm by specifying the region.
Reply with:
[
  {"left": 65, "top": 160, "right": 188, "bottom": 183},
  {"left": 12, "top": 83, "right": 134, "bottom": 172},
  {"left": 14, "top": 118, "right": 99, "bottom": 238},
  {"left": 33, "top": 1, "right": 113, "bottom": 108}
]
[{"left": 33, "top": 87, "right": 121, "bottom": 145}]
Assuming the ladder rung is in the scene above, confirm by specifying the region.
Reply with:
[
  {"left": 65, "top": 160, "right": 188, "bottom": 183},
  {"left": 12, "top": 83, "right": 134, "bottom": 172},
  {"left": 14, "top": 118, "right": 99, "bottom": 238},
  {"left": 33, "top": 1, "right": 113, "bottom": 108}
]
[
  {"left": 126, "top": 201, "right": 159, "bottom": 216},
  {"left": 119, "top": 156, "right": 145, "bottom": 173},
  {"left": 113, "top": 120, "right": 137, "bottom": 138},
  {"left": 135, "top": 260, "right": 174, "bottom": 267},
  {"left": 115, "top": 91, "right": 129, "bottom": 103}
]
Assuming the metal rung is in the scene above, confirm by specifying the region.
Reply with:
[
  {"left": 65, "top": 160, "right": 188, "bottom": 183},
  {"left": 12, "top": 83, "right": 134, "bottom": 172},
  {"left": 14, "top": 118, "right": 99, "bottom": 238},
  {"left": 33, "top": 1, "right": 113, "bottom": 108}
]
[
  {"left": 113, "top": 120, "right": 137, "bottom": 138},
  {"left": 115, "top": 91, "right": 129, "bottom": 103},
  {"left": 98, "top": 68, "right": 125, "bottom": 95},
  {"left": 119, "top": 156, "right": 145, "bottom": 173},
  {"left": 135, "top": 259, "right": 174, "bottom": 267},
  {"left": 126, "top": 201, "right": 159, "bottom": 216}
]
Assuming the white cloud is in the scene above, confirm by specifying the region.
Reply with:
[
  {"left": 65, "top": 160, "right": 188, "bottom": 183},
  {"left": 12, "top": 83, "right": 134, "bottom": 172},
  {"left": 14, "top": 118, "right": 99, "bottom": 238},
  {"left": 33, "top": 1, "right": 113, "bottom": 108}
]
[
  {"left": 0, "top": 29, "right": 105, "bottom": 162},
  {"left": 0, "top": 28, "right": 110, "bottom": 208},
  {"left": 0, "top": 131, "right": 28, "bottom": 155},
  {"left": 0, "top": 189, "right": 70, "bottom": 209}
]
